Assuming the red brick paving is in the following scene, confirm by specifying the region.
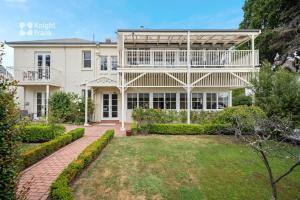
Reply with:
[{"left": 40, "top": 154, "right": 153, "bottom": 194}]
[{"left": 18, "top": 124, "right": 129, "bottom": 200}]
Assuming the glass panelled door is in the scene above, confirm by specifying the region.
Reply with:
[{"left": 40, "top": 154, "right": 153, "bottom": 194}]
[
  {"left": 36, "top": 92, "right": 46, "bottom": 117},
  {"left": 36, "top": 52, "right": 51, "bottom": 80},
  {"left": 102, "top": 93, "right": 118, "bottom": 119}
]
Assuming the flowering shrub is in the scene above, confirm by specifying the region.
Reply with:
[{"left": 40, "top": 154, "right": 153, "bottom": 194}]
[{"left": 49, "top": 92, "right": 94, "bottom": 124}]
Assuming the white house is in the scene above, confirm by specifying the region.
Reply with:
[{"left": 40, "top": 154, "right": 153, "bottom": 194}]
[{"left": 6, "top": 29, "right": 260, "bottom": 130}]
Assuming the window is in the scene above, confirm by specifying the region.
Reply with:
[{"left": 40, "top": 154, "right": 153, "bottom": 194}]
[
  {"left": 127, "top": 93, "right": 137, "bottom": 109},
  {"left": 100, "top": 56, "right": 108, "bottom": 70},
  {"left": 218, "top": 92, "right": 229, "bottom": 109},
  {"left": 45, "top": 55, "right": 51, "bottom": 67},
  {"left": 180, "top": 93, "right": 187, "bottom": 109},
  {"left": 206, "top": 93, "right": 217, "bottom": 109},
  {"left": 153, "top": 93, "right": 164, "bottom": 109},
  {"left": 81, "top": 89, "right": 92, "bottom": 99},
  {"left": 192, "top": 93, "right": 203, "bottom": 109},
  {"left": 165, "top": 93, "right": 176, "bottom": 109},
  {"left": 111, "top": 56, "right": 118, "bottom": 70},
  {"left": 139, "top": 93, "right": 149, "bottom": 108},
  {"left": 83, "top": 51, "right": 91, "bottom": 68}
]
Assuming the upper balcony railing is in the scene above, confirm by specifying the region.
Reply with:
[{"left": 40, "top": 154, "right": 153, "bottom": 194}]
[
  {"left": 124, "top": 50, "right": 259, "bottom": 68},
  {"left": 14, "top": 67, "right": 63, "bottom": 86}
]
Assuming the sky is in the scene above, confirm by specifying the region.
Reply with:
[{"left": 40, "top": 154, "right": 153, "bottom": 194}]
[{"left": 0, "top": 0, "right": 246, "bottom": 66}]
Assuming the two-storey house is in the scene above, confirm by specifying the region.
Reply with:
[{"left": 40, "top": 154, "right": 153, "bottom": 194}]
[{"left": 7, "top": 29, "right": 260, "bottom": 130}]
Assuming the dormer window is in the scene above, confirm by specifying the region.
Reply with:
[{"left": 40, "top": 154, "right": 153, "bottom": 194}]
[{"left": 83, "top": 51, "right": 91, "bottom": 68}]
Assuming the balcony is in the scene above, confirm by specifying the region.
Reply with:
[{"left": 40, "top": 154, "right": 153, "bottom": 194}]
[
  {"left": 14, "top": 67, "right": 63, "bottom": 86},
  {"left": 124, "top": 50, "right": 259, "bottom": 69}
]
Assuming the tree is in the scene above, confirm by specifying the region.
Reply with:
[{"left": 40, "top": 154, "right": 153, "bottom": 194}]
[
  {"left": 251, "top": 61, "right": 300, "bottom": 127},
  {"left": 0, "top": 76, "right": 20, "bottom": 200},
  {"left": 232, "top": 115, "right": 300, "bottom": 200}
]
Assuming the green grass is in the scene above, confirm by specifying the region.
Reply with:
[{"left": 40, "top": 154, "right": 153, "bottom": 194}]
[
  {"left": 72, "top": 135, "right": 300, "bottom": 200},
  {"left": 19, "top": 143, "right": 41, "bottom": 153}
]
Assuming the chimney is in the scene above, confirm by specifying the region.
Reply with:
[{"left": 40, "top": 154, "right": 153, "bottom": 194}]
[{"left": 105, "top": 38, "right": 112, "bottom": 43}]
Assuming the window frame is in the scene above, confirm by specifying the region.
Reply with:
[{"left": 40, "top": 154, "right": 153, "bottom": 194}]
[
  {"left": 127, "top": 93, "right": 138, "bottom": 110},
  {"left": 83, "top": 51, "right": 92, "bottom": 69},
  {"left": 192, "top": 93, "right": 204, "bottom": 110},
  {"left": 111, "top": 56, "right": 118, "bottom": 70},
  {"left": 100, "top": 56, "right": 108, "bottom": 71}
]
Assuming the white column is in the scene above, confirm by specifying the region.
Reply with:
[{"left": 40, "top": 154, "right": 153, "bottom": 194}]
[
  {"left": 121, "top": 33, "right": 126, "bottom": 131},
  {"left": 229, "top": 91, "right": 232, "bottom": 107},
  {"left": 46, "top": 85, "right": 49, "bottom": 123},
  {"left": 84, "top": 84, "right": 89, "bottom": 126},
  {"left": 251, "top": 34, "right": 255, "bottom": 68},
  {"left": 187, "top": 31, "right": 191, "bottom": 124}
]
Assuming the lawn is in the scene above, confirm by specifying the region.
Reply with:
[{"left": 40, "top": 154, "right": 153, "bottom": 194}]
[{"left": 72, "top": 135, "right": 300, "bottom": 200}]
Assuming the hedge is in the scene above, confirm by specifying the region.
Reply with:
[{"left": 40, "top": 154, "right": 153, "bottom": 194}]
[
  {"left": 50, "top": 129, "right": 114, "bottom": 200},
  {"left": 21, "top": 128, "right": 84, "bottom": 170},
  {"left": 147, "top": 123, "right": 232, "bottom": 135},
  {"left": 21, "top": 124, "right": 66, "bottom": 143}
]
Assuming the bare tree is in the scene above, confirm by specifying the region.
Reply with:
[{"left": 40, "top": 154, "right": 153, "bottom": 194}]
[{"left": 232, "top": 116, "right": 300, "bottom": 200}]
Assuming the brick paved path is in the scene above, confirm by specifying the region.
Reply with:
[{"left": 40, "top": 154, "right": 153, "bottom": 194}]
[{"left": 18, "top": 124, "right": 127, "bottom": 200}]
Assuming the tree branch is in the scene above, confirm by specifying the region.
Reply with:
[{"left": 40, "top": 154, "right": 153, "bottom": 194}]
[{"left": 274, "top": 160, "right": 300, "bottom": 184}]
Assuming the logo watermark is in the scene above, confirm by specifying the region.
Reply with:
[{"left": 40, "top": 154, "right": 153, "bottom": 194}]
[{"left": 19, "top": 22, "right": 56, "bottom": 36}]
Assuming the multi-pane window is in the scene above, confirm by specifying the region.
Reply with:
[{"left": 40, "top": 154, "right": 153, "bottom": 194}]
[
  {"left": 81, "top": 89, "right": 92, "bottom": 99},
  {"left": 111, "top": 56, "right": 118, "bottom": 70},
  {"left": 100, "top": 56, "right": 108, "bottom": 70},
  {"left": 192, "top": 93, "right": 203, "bottom": 109},
  {"left": 83, "top": 51, "right": 91, "bottom": 68},
  {"left": 154, "top": 52, "right": 163, "bottom": 66},
  {"left": 218, "top": 92, "right": 229, "bottom": 109},
  {"left": 206, "top": 93, "right": 217, "bottom": 109},
  {"left": 139, "top": 93, "right": 150, "bottom": 108},
  {"left": 45, "top": 55, "right": 51, "bottom": 67},
  {"left": 180, "top": 93, "right": 187, "bottom": 109},
  {"left": 37, "top": 55, "right": 43, "bottom": 66},
  {"left": 165, "top": 93, "right": 176, "bottom": 109},
  {"left": 153, "top": 93, "right": 164, "bottom": 109},
  {"left": 127, "top": 93, "right": 137, "bottom": 109}
]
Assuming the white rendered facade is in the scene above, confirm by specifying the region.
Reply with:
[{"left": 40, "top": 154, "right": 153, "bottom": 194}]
[{"left": 7, "top": 29, "right": 260, "bottom": 130}]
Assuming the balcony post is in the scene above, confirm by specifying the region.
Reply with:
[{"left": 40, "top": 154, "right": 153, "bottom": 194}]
[
  {"left": 187, "top": 31, "right": 191, "bottom": 124},
  {"left": 46, "top": 84, "right": 49, "bottom": 123},
  {"left": 84, "top": 83, "right": 89, "bottom": 126},
  {"left": 251, "top": 34, "right": 255, "bottom": 67}
]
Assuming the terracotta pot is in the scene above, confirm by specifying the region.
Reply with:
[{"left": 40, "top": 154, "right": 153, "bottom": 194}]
[{"left": 126, "top": 130, "right": 132, "bottom": 136}]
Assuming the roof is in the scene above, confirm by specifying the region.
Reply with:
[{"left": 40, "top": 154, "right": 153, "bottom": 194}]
[
  {"left": 117, "top": 29, "right": 261, "bottom": 33},
  {"left": 6, "top": 38, "right": 117, "bottom": 47}
]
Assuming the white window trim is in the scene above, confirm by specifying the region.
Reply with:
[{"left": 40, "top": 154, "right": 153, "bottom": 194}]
[{"left": 82, "top": 50, "right": 92, "bottom": 70}]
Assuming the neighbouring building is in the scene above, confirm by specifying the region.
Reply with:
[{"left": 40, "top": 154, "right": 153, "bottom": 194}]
[{"left": 6, "top": 29, "right": 261, "bottom": 130}]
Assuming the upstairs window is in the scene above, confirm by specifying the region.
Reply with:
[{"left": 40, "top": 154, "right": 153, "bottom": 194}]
[
  {"left": 111, "top": 56, "right": 118, "bottom": 70},
  {"left": 83, "top": 51, "right": 91, "bottom": 68},
  {"left": 100, "top": 56, "right": 108, "bottom": 70}
]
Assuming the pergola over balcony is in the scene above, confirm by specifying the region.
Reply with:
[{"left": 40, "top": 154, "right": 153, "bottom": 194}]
[{"left": 117, "top": 29, "right": 261, "bottom": 48}]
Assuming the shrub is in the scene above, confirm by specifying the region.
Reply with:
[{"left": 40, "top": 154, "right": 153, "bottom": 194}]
[
  {"left": 21, "top": 128, "right": 84, "bottom": 170},
  {"left": 216, "top": 105, "right": 266, "bottom": 133},
  {"left": 50, "top": 129, "right": 114, "bottom": 200},
  {"left": 21, "top": 124, "right": 65, "bottom": 143},
  {"left": 0, "top": 77, "right": 19, "bottom": 200},
  {"left": 148, "top": 123, "right": 231, "bottom": 135},
  {"left": 232, "top": 95, "right": 252, "bottom": 106},
  {"left": 49, "top": 91, "right": 94, "bottom": 124}
]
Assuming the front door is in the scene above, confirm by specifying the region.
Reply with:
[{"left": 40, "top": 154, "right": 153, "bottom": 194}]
[
  {"left": 102, "top": 93, "right": 118, "bottom": 119},
  {"left": 36, "top": 92, "right": 46, "bottom": 117}
]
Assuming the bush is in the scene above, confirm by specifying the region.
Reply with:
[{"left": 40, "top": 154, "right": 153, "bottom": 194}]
[
  {"left": 147, "top": 123, "right": 231, "bottom": 135},
  {"left": 49, "top": 91, "right": 94, "bottom": 124},
  {"left": 50, "top": 129, "right": 114, "bottom": 200},
  {"left": 217, "top": 105, "right": 266, "bottom": 133},
  {"left": 233, "top": 95, "right": 252, "bottom": 106},
  {"left": 20, "top": 124, "right": 65, "bottom": 143},
  {"left": 21, "top": 128, "right": 84, "bottom": 170}
]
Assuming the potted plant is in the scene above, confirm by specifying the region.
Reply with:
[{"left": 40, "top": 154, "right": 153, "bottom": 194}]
[{"left": 126, "top": 129, "right": 132, "bottom": 136}]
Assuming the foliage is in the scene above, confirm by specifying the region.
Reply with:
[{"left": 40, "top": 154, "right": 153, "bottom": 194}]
[
  {"left": 147, "top": 123, "right": 231, "bottom": 135},
  {"left": 50, "top": 129, "right": 114, "bottom": 200},
  {"left": 20, "top": 124, "right": 65, "bottom": 143},
  {"left": 49, "top": 91, "right": 94, "bottom": 124},
  {"left": 0, "top": 77, "right": 19, "bottom": 200},
  {"left": 251, "top": 62, "right": 300, "bottom": 127},
  {"left": 216, "top": 105, "right": 266, "bottom": 133},
  {"left": 232, "top": 88, "right": 252, "bottom": 106},
  {"left": 21, "top": 128, "right": 84, "bottom": 170}
]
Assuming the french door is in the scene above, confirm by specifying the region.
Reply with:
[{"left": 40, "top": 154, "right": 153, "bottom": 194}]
[
  {"left": 36, "top": 92, "right": 46, "bottom": 117},
  {"left": 102, "top": 93, "right": 118, "bottom": 119},
  {"left": 35, "top": 52, "right": 51, "bottom": 80}
]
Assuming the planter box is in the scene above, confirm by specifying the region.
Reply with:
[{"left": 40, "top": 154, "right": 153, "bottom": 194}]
[{"left": 126, "top": 130, "right": 132, "bottom": 136}]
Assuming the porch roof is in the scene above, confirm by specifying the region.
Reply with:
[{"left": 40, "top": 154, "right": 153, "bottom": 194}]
[
  {"left": 83, "top": 76, "right": 118, "bottom": 87},
  {"left": 117, "top": 29, "right": 261, "bottom": 47}
]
